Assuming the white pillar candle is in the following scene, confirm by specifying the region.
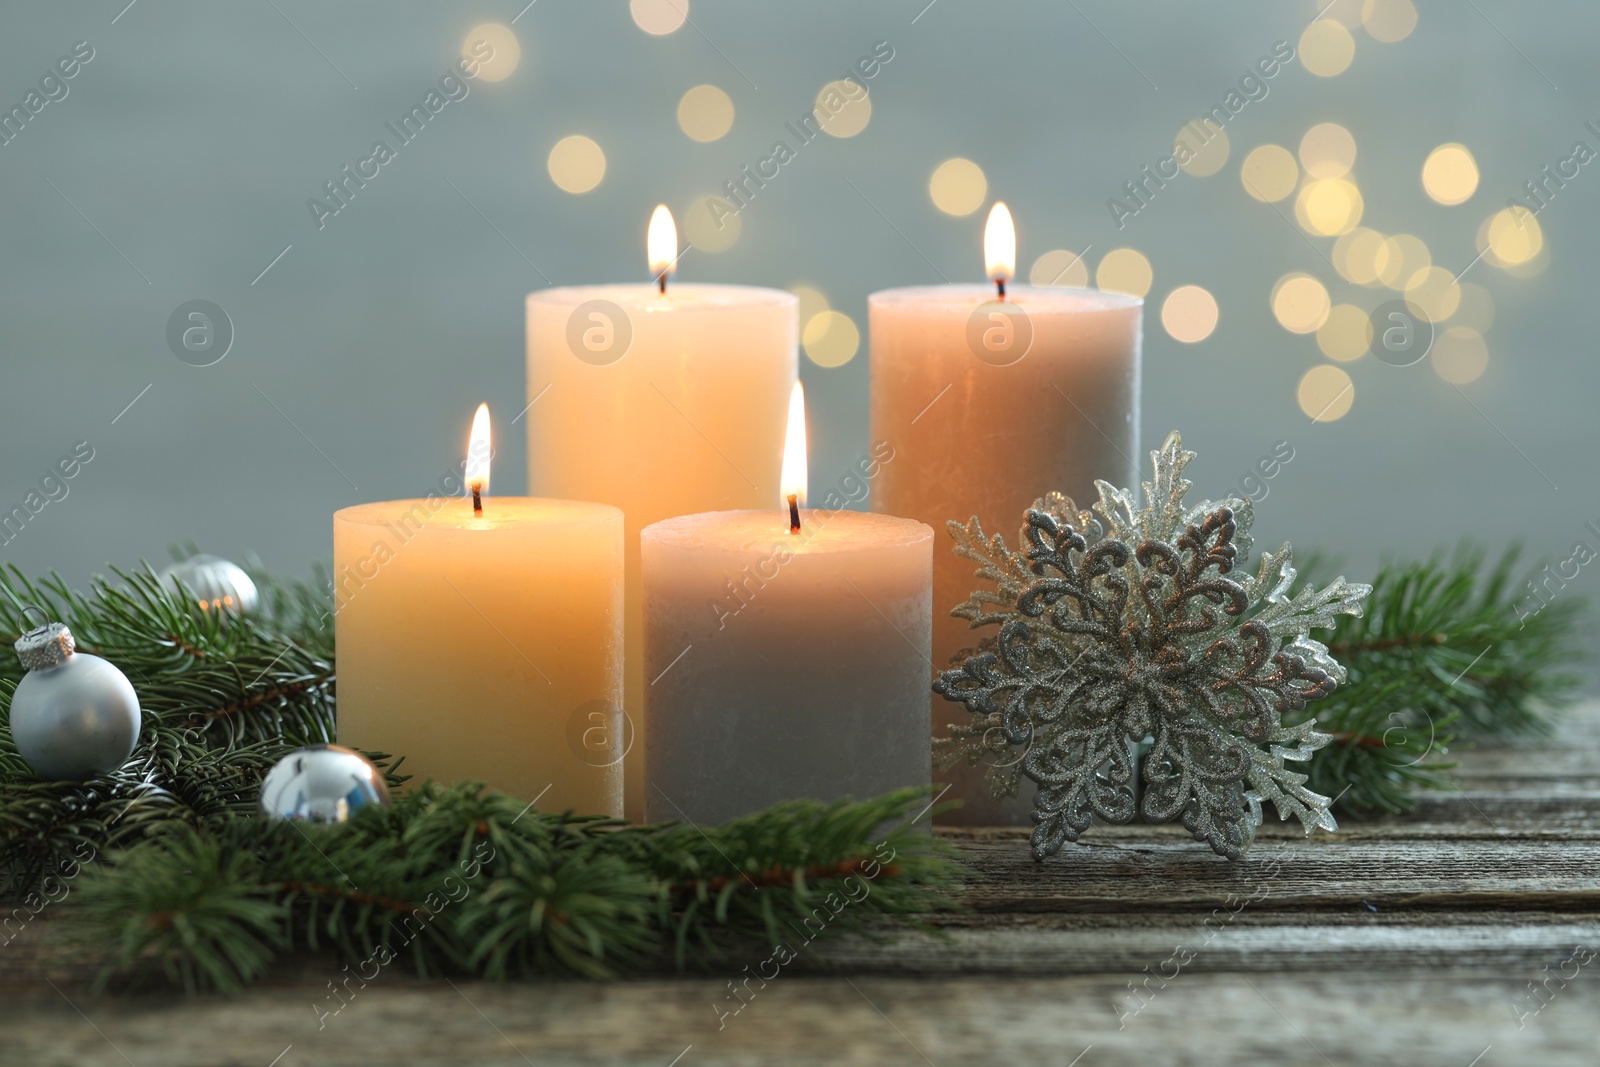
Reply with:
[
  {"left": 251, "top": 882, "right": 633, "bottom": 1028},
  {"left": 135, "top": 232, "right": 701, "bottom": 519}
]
[
  {"left": 641, "top": 385, "right": 933, "bottom": 824},
  {"left": 335, "top": 406, "right": 624, "bottom": 815},
  {"left": 526, "top": 207, "right": 797, "bottom": 821},
  {"left": 869, "top": 205, "right": 1142, "bottom": 825}
]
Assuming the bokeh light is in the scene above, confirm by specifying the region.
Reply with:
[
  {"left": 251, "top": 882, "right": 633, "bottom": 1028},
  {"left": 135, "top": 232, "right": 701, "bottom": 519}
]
[
  {"left": 1295, "top": 178, "right": 1364, "bottom": 235},
  {"left": 802, "top": 310, "right": 860, "bottom": 368},
  {"left": 1422, "top": 143, "right": 1479, "bottom": 205},
  {"left": 1377, "top": 233, "right": 1431, "bottom": 289},
  {"left": 1300, "top": 20, "right": 1356, "bottom": 77},
  {"left": 1299, "top": 123, "right": 1357, "bottom": 179},
  {"left": 547, "top": 135, "right": 605, "bottom": 194},
  {"left": 1482, "top": 207, "right": 1543, "bottom": 267},
  {"left": 1363, "top": 0, "right": 1419, "bottom": 42},
  {"left": 1432, "top": 326, "right": 1489, "bottom": 383},
  {"left": 464, "top": 24, "right": 521, "bottom": 83},
  {"left": 1029, "top": 249, "right": 1089, "bottom": 288},
  {"left": 1298, "top": 364, "right": 1355, "bottom": 422},
  {"left": 1272, "top": 273, "right": 1331, "bottom": 334},
  {"left": 816, "top": 80, "right": 872, "bottom": 138},
  {"left": 790, "top": 285, "right": 829, "bottom": 324},
  {"left": 1404, "top": 265, "right": 1461, "bottom": 322},
  {"left": 1160, "top": 285, "right": 1219, "bottom": 343},
  {"left": 1176, "top": 123, "right": 1230, "bottom": 177},
  {"left": 677, "top": 84, "right": 734, "bottom": 142},
  {"left": 1333, "top": 227, "right": 1388, "bottom": 286},
  {"left": 1324, "top": 0, "right": 1364, "bottom": 28},
  {"left": 682, "top": 194, "right": 740, "bottom": 252},
  {"left": 1097, "top": 248, "right": 1153, "bottom": 298},
  {"left": 1317, "top": 304, "right": 1370, "bottom": 361},
  {"left": 630, "top": 0, "right": 688, "bottom": 35},
  {"left": 929, "top": 158, "right": 988, "bottom": 216},
  {"left": 1241, "top": 144, "right": 1299, "bottom": 202}
]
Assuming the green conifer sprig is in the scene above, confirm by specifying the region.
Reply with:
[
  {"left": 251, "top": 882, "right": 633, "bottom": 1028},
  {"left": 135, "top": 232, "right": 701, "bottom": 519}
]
[
  {"left": 1293, "top": 546, "right": 1587, "bottom": 814},
  {"left": 73, "top": 785, "right": 959, "bottom": 994}
]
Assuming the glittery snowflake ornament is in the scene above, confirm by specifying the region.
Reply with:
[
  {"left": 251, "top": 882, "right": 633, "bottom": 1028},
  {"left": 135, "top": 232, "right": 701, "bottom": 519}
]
[{"left": 933, "top": 432, "right": 1371, "bottom": 861}]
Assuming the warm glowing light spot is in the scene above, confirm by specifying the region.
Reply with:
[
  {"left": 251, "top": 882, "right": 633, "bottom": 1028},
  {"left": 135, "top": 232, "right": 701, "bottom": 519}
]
[
  {"left": 790, "top": 285, "right": 829, "bottom": 324},
  {"left": 465, "top": 23, "right": 521, "bottom": 83},
  {"left": 1377, "top": 233, "right": 1431, "bottom": 289},
  {"left": 1300, "top": 20, "right": 1356, "bottom": 77},
  {"left": 1333, "top": 227, "right": 1388, "bottom": 286},
  {"left": 1175, "top": 123, "right": 1230, "bottom": 177},
  {"left": 677, "top": 84, "right": 734, "bottom": 142},
  {"left": 547, "top": 135, "right": 606, "bottom": 194},
  {"left": 815, "top": 80, "right": 872, "bottom": 138},
  {"left": 1298, "top": 365, "right": 1355, "bottom": 422},
  {"left": 1317, "top": 304, "right": 1370, "bottom": 362},
  {"left": 1432, "top": 327, "right": 1489, "bottom": 383},
  {"left": 1453, "top": 282, "right": 1496, "bottom": 332},
  {"left": 1241, "top": 144, "right": 1299, "bottom": 202},
  {"left": 1272, "top": 273, "right": 1331, "bottom": 334},
  {"left": 1296, "top": 178, "right": 1364, "bottom": 236},
  {"left": 630, "top": 0, "right": 688, "bottom": 35},
  {"left": 802, "top": 310, "right": 860, "bottom": 368},
  {"left": 780, "top": 380, "right": 807, "bottom": 508},
  {"left": 1422, "top": 143, "right": 1478, "bottom": 205},
  {"left": 1323, "top": 0, "right": 1365, "bottom": 28},
  {"left": 1483, "top": 207, "right": 1543, "bottom": 266},
  {"left": 1097, "top": 248, "right": 1153, "bottom": 298},
  {"left": 683, "top": 195, "right": 740, "bottom": 253},
  {"left": 1299, "top": 123, "right": 1357, "bottom": 179},
  {"left": 1363, "top": 0, "right": 1418, "bottom": 42},
  {"left": 928, "top": 158, "right": 988, "bottom": 216},
  {"left": 1030, "top": 249, "right": 1090, "bottom": 288},
  {"left": 1160, "top": 285, "right": 1219, "bottom": 344},
  {"left": 1404, "top": 265, "right": 1461, "bottom": 322}
]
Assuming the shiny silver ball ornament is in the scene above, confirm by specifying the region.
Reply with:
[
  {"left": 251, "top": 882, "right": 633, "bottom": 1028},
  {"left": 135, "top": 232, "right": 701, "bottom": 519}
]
[
  {"left": 158, "top": 554, "right": 259, "bottom": 614},
  {"left": 10, "top": 621, "right": 141, "bottom": 780},
  {"left": 260, "top": 744, "right": 391, "bottom": 823}
]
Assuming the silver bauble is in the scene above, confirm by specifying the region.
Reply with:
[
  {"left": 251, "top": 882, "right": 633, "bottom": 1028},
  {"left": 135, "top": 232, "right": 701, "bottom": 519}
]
[
  {"left": 10, "top": 622, "right": 141, "bottom": 780},
  {"left": 158, "top": 554, "right": 259, "bottom": 614},
  {"left": 260, "top": 744, "right": 391, "bottom": 823}
]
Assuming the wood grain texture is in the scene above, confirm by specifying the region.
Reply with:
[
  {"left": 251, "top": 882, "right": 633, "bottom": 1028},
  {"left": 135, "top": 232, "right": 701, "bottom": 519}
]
[{"left": 3, "top": 702, "right": 1599, "bottom": 1066}]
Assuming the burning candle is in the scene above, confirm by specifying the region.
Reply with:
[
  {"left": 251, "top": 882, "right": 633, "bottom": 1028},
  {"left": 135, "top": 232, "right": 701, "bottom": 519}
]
[
  {"left": 335, "top": 405, "right": 625, "bottom": 813},
  {"left": 526, "top": 206, "right": 798, "bottom": 821},
  {"left": 641, "top": 384, "right": 933, "bottom": 825},
  {"left": 869, "top": 203, "right": 1143, "bottom": 825}
]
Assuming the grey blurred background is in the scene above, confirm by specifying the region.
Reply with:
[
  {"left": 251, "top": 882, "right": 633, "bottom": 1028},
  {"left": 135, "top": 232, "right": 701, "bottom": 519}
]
[{"left": 1, "top": 0, "right": 1595, "bottom": 651}]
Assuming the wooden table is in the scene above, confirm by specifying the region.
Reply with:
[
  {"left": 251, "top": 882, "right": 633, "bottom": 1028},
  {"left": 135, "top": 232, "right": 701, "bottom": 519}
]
[{"left": 5, "top": 703, "right": 1599, "bottom": 1066}]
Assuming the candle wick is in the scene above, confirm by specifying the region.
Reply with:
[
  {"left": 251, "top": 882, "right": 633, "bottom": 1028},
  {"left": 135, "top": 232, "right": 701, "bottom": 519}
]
[
  {"left": 658, "top": 272, "right": 668, "bottom": 295},
  {"left": 472, "top": 486, "right": 483, "bottom": 517},
  {"left": 788, "top": 493, "right": 800, "bottom": 535},
  {"left": 995, "top": 277, "right": 1007, "bottom": 301}
]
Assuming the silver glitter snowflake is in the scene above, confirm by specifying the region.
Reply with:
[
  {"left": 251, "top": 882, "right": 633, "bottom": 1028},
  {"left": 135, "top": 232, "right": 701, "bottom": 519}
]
[{"left": 933, "top": 431, "right": 1371, "bottom": 860}]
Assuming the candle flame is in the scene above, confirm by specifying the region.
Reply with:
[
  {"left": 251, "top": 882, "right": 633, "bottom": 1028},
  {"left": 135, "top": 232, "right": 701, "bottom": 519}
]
[
  {"left": 985, "top": 201, "right": 1015, "bottom": 284},
  {"left": 647, "top": 204, "right": 678, "bottom": 283},
  {"left": 780, "top": 381, "right": 807, "bottom": 510},
  {"left": 466, "top": 402, "right": 491, "bottom": 499}
]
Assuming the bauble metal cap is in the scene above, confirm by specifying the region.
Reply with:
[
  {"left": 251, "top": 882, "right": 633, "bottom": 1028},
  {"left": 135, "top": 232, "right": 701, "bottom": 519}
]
[{"left": 14, "top": 622, "right": 75, "bottom": 671}]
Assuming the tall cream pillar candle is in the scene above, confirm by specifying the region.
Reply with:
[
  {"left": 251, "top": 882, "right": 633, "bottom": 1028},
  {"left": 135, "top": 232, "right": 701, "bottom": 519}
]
[
  {"left": 526, "top": 208, "right": 796, "bottom": 821},
  {"left": 335, "top": 405, "right": 624, "bottom": 815},
  {"left": 869, "top": 205, "right": 1142, "bottom": 825},
  {"left": 641, "top": 386, "right": 932, "bottom": 823}
]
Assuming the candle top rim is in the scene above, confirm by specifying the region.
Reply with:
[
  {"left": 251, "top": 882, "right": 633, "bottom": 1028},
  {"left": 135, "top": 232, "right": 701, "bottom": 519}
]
[
  {"left": 868, "top": 284, "right": 1143, "bottom": 312},
  {"left": 644, "top": 508, "right": 933, "bottom": 553},
  {"left": 527, "top": 283, "right": 798, "bottom": 309},
  {"left": 335, "top": 497, "right": 621, "bottom": 529}
]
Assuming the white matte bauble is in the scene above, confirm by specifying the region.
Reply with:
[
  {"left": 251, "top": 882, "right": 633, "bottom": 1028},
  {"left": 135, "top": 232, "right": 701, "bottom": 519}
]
[
  {"left": 158, "top": 554, "right": 259, "bottom": 614},
  {"left": 10, "top": 623, "right": 141, "bottom": 780}
]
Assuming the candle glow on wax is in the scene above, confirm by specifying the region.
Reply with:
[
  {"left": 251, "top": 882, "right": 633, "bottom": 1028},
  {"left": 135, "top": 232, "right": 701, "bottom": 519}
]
[
  {"left": 466, "top": 402, "right": 491, "bottom": 516},
  {"left": 647, "top": 204, "right": 678, "bottom": 293},
  {"left": 985, "top": 201, "right": 1016, "bottom": 299},
  {"left": 780, "top": 381, "right": 807, "bottom": 532}
]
